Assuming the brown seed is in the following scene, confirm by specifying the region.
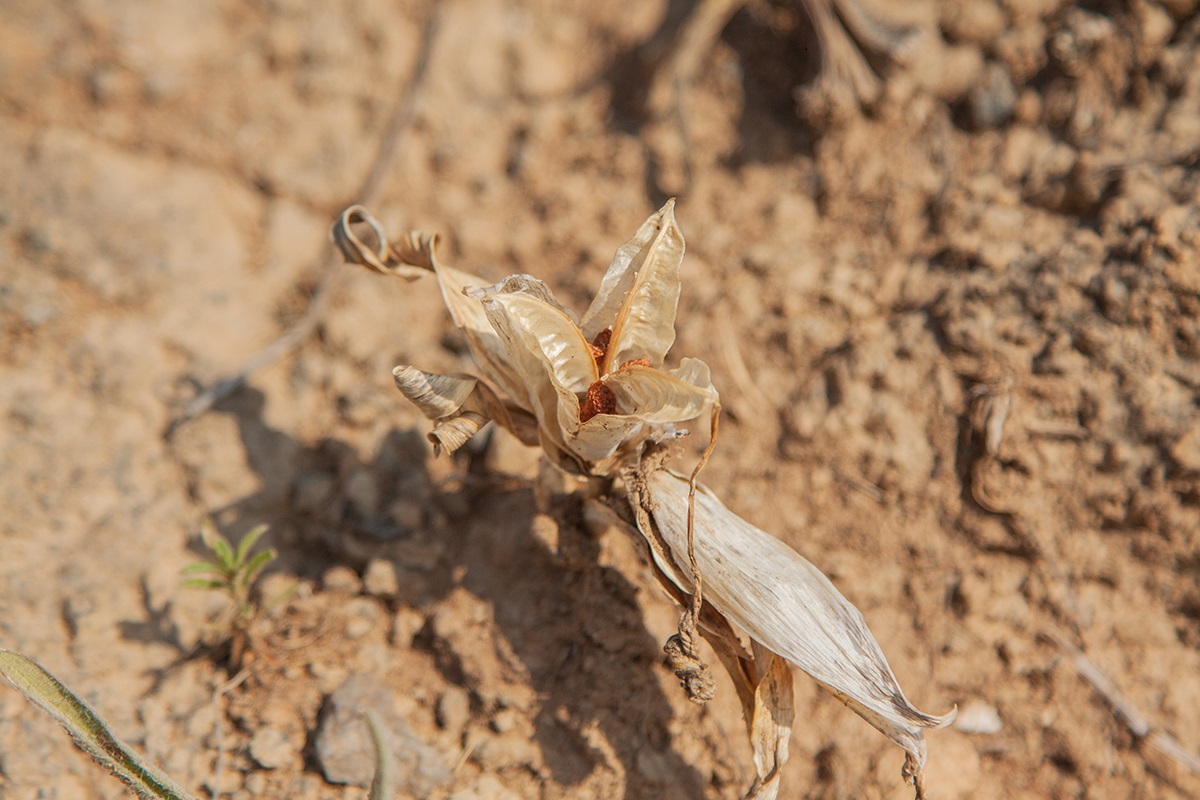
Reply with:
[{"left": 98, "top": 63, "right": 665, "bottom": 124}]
[
  {"left": 589, "top": 328, "right": 613, "bottom": 369},
  {"left": 580, "top": 380, "right": 616, "bottom": 422}
]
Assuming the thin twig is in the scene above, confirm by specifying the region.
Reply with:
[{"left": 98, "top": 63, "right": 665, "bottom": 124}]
[
  {"left": 166, "top": 4, "right": 443, "bottom": 437},
  {"left": 686, "top": 401, "right": 721, "bottom": 618},
  {"left": 1044, "top": 629, "right": 1200, "bottom": 775}
]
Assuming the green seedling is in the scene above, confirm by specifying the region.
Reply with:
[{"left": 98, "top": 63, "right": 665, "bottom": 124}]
[{"left": 182, "top": 521, "right": 276, "bottom": 669}]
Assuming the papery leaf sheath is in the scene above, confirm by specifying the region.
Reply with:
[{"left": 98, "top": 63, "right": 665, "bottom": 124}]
[{"left": 643, "top": 470, "right": 955, "bottom": 770}]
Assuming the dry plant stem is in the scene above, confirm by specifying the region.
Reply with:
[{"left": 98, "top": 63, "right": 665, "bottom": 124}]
[
  {"left": 685, "top": 402, "right": 722, "bottom": 620},
  {"left": 663, "top": 403, "right": 723, "bottom": 705},
  {"left": 1044, "top": 629, "right": 1200, "bottom": 775},
  {"left": 165, "top": 3, "right": 442, "bottom": 435}
]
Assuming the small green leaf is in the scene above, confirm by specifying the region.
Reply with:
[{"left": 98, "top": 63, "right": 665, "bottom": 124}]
[
  {"left": 235, "top": 524, "right": 270, "bottom": 564},
  {"left": 0, "top": 650, "right": 200, "bottom": 800},
  {"left": 180, "top": 562, "right": 226, "bottom": 577},
  {"left": 182, "top": 579, "right": 228, "bottom": 591},
  {"left": 211, "top": 537, "right": 236, "bottom": 570},
  {"left": 243, "top": 549, "right": 276, "bottom": 585}
]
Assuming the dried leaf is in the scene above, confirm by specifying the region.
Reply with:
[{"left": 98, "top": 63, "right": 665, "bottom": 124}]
[
  {"left": 427, "top": 411, "right": 489, "bottom": 455},
  {"left": 745, "top": 643, "right": 794, "bottom": 800},
  {"left": 603, "top": 200, "right": 685, "bottom": 372},
  {"left": 392, "top": 367, "right": 478, "bottom": 420},
  {"left": 641, "top": 469, "right": 954, "bottom": 771},
  {"left": 580, "top": 203, "right": 672, "bottom": 340},
  {"left": 470, "top": 285, "right": 598, "bottom": 396},
  {"left": 330, "top": 205, "right": 434, "bottom": 280},
  {"left": 603, "top": 358, "right": 716, "bottom": 423}
]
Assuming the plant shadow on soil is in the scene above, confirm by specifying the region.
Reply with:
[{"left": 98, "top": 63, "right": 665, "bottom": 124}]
[
  {"left": 193, "top": 386, "right": 717, "bottom": 798},
  {"left": 602, "top": 0, "right": 822, "bottom": 206}
]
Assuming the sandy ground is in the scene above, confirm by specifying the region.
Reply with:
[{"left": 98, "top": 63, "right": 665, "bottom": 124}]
[{"left": 2, "top": 0, "right": 1200, "bottom": 798}]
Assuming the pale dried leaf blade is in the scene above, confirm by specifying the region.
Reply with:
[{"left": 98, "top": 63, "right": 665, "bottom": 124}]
[
  {"left": 602, "top": 358, "right": 717, "bottom": 424},
  {"left": 392, "top": 366, "right": 478, "bottom": 420},
  {"left": 642, "top": 471, "right": 954, "bottom": 770},
  {"left": 466, "top": 285, "right": 587, "bottom": 468},
  {"left": 430, "top": 265, "right": 531, "bottom": 407},
  {"left": 0, "top": 650, "right": 199, "bottom": 800},
  {"left": 471, "top": 286, "right": 597, "bottom": 394},
  {"left": 569, "top": 414, "right": 646, "bottom": 464},
  {"left": 745, "top": 644, "right": 794, "bottom": 800},
  {"left": 607, "top": 199, "right": 685, "bottom": 371},
  {"left": 490, "top": 273, "right": 581, "bottom": 325},
  {"left": 580, "top": 203, "right": 670, "bottom": 339}
]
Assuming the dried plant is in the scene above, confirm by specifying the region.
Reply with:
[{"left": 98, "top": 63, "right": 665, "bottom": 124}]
[{"left": 333, "top": 202, "right": 955, "bottom": 798}]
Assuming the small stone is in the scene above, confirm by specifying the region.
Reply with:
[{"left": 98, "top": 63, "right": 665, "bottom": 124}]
[
  {"left": 391, "top": 607, "right": 426, "bottom": 648},
  {"left": 954, "top": 701, "right": 1004, "bottom": 735},
  {"left": 322, "top": 565, "right": 361, "bottom": 594},
  {"left": 343, "top": 597, "right": 381, "bottom": 639},
  {"left": 309, "top": 660, "right": 350, "bottom": 694},
  {"left": 242, "top": 771, "right": 271, "bottom": 796},
  {"left": 968, "top": 62, "right": 1016, "bottom": 129},
  {"left": 1170, "top": 422, "right": 1200, "bottom": 473},
  {"left": 530, "top": 513, "right": 560, "bottom": 551},
  {"left": 316, "top": 675, "right": 454, "bottom": 793},
  {"left": 490, "top": 708, "right": 519, "bottom": 734},
  {"left": 436, "top": 686, "right": 471, "bottom": 732},
  {"left": 249, "top": 727, "right": 298, "bottom": 769},
  {"left": 363, "top": 559, "right": 400, "bottom": 598},
  {"left": 345, "top": 468, "right": 381, "bottom": 517},
  {"left": 473, "top": 733, "right": 539, "bottom": 771}
]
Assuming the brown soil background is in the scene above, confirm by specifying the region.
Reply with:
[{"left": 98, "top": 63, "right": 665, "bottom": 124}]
[{"left": 2, "top": 0, "right": 1200, "bottom": 798}]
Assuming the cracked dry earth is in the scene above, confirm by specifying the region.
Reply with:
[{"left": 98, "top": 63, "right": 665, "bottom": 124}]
[{"left": 2, "top": 0, "right": 1200, "bottom": 798}]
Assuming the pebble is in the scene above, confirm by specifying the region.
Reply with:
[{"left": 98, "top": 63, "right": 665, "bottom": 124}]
[
  {"left": 954, "top": 701, "right": 1004, "bottom": 735},
  {"left": 363, "top": 558, "right": 400, "bottom": 598},
  {"left": 489, "top": 708, "right": 519, "bottom": 734},
  {"left": 343, "top": 596, "right": 381, "bottom": 639},
  {"left": 1170, "top": 422, "right": 1200, "bottom": 473},
  {"left": 315, "top": 674, "right": 454, "bottom": 793},
  {"left": 968, "top": 62, "right": 1016, "bottom": 129},
  {"left": 322, "top": 565, "right": 362, "bottom": 594},
  {"left": 391, "top": 606, "right": 426, "bottom": 648},
  {"left": 472, "top": 732, "right": 539, "bottom": 771},
  {"left": 436, "top": 686, "right": 471, "bottom": 732},
  {"left": 248, "top": 727, "right": 298, "bottom": 769}
]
